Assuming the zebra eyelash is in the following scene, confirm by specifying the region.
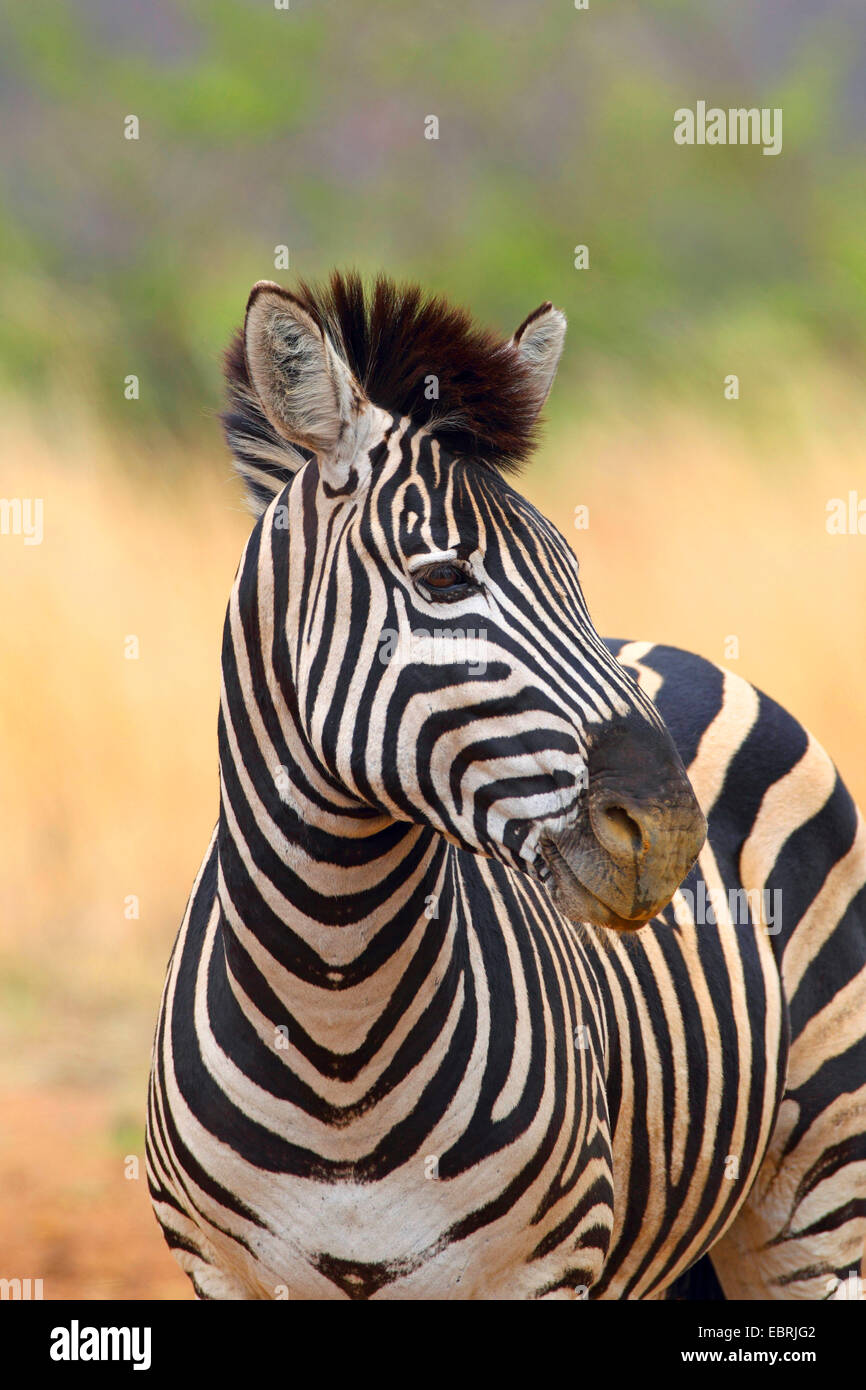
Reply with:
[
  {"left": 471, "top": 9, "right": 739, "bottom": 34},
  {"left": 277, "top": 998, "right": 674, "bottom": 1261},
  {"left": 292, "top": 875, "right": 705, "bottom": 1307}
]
[{"left": 411, "top": 558, "right": 481, "bottom": 604}]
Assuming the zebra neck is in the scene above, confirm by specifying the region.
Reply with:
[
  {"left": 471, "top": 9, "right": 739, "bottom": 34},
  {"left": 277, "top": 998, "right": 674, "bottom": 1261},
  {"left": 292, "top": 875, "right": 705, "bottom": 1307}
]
[
  {"left": 214, "top": 794, "right": 461, "bottom": 1058},
  {"left": 216, "top": 567, "right": 462, "bottom": 1023},
  {"left": 215, "top": 754, "right": 458, "bottom": 966}
]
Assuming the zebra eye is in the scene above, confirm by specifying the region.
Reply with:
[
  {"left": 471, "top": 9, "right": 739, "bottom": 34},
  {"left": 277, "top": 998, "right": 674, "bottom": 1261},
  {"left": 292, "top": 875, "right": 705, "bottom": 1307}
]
[
  {"left": 414, "top": 561, "right": 477, "bottom": 599},
  {"left": 425, "top": 563, "right": 464, "bottom": 588}
]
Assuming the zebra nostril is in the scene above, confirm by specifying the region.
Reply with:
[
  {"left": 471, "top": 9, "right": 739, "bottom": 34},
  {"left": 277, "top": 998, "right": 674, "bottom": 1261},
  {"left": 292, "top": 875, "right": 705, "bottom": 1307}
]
[{"left": 592, "top": 799, "right": 645, "bottom": 863}]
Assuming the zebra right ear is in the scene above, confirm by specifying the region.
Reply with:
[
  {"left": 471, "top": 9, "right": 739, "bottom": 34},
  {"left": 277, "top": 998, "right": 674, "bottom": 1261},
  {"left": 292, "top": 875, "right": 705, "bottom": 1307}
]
[
  {"left": 243, "top": 281, "right": 369, "bottom": 485},
  {"left": 511, "top": 302, "right": 567, "bottom": 412}
]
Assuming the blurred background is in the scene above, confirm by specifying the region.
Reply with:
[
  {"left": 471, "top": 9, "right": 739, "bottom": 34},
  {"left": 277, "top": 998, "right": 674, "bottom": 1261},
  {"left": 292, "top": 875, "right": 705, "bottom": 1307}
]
[{"left": 0, "top": 0, "right": 864, "bottom": 1298}]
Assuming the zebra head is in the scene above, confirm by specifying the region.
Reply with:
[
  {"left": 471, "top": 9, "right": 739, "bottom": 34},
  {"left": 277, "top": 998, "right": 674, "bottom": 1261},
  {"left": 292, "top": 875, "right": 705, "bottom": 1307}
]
[{"left": 224, "top": 273, "right": 706, "bottom": 931}]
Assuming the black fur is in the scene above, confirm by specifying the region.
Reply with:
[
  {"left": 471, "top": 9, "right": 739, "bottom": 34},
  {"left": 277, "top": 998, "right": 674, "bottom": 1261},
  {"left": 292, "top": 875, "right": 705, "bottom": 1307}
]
[{"left": 224, "top": 271, "right": 546, "bottom": 475}]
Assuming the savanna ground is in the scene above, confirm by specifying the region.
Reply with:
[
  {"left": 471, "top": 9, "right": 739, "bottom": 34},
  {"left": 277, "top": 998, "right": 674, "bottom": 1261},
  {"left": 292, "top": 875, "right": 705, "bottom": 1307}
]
[{"left": 1, "top": 374, "right": 865, "bottom": 1299}]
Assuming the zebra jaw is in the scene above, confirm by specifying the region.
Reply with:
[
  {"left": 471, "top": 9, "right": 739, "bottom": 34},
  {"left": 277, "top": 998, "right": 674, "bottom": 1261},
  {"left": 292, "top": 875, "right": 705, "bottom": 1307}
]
[
  {"left": 533, "top": 840, "right": 653, "bottom": 932},
  {"left": 533, "top": 825, "right": 701, "bottom": 933}
]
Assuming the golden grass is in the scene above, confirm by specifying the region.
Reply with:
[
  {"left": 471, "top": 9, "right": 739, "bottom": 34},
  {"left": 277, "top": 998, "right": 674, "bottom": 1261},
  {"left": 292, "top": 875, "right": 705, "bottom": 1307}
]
[
  {"left": 0, "top": 409, "right": 249, "bottom": 1106},
  {"left": 530, "top": 389, "right": 866, "bottom": 817}
]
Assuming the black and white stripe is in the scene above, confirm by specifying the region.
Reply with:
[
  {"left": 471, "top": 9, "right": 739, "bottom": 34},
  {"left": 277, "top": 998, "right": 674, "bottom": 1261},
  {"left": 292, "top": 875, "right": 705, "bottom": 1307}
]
[{"left": 146, "top": 276, "right": 866, "bottom": 1299}]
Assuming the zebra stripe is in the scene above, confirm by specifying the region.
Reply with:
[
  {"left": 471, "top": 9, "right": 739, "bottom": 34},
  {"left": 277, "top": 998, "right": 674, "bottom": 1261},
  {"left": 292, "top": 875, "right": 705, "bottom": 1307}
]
[{"left": 147, "top": 276, "right": 866, "bottom": 1299}]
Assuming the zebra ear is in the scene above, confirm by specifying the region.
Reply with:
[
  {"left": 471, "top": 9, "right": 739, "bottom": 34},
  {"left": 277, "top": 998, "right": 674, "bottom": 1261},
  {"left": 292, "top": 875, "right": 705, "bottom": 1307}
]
[
  {"left": 511, "top": 303, "right": 567, "bottom": 411},
  {"left": 243, "top": 280, "right": 369, "bottom": 485}
]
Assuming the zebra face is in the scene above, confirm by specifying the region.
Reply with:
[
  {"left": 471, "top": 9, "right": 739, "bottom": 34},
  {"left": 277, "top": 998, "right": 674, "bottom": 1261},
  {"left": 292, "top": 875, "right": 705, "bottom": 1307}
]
[{"left": 235, "top": 277, "right": 706, "bottom": 930}]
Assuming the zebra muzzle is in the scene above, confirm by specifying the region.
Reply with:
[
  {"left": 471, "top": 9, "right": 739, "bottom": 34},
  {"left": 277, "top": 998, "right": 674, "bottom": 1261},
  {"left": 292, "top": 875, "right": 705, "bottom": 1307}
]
[{"left": 537, "top": 717, "right": 706, "bottom": 931}]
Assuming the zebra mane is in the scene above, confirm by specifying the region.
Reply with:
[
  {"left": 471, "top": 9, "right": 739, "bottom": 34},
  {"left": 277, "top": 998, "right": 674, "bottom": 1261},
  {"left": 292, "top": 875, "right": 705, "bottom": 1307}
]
[{"left": 223, "top": 271, "right": 545, "bottom": 516}]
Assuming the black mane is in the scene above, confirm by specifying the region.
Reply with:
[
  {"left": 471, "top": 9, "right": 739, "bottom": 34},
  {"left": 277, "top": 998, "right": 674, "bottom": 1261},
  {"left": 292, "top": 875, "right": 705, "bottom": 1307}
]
[{"left": 224, "top": 271, "right": 545, "bottom": 476}]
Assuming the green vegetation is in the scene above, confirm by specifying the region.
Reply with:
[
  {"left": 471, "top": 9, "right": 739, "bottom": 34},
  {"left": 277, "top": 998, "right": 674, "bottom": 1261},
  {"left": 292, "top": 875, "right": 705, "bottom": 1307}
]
[{"left": 0, "top": 1, "right": 864, "bottom": 443}]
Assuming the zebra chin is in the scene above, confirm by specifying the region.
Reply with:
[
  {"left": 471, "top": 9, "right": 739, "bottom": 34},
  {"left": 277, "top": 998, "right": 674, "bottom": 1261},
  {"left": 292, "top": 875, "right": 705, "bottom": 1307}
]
[
  {"left": 536, "top": 834, "right": 696, "bottom": 932},
  {"left": 536, "top": 803, "right": 706, "bottom": 931}
]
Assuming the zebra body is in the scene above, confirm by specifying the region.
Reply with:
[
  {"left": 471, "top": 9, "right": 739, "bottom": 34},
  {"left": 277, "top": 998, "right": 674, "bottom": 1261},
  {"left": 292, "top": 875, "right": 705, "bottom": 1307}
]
[{"left": 147, "top": 275, "right": 866, "bottom": 1299}]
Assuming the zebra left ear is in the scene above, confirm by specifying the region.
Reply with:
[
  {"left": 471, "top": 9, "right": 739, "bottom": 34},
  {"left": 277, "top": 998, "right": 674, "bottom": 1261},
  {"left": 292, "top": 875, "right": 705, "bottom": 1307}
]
[
  {"left": 243, "top": 280, "right": 372, "bottom": 493},
  {"left": 511, "top": 303, "right": 567, "bottom": 411}
]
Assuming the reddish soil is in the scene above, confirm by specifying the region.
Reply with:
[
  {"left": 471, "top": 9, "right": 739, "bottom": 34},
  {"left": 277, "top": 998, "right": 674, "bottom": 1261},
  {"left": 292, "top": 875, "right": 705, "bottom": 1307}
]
[{"left": 0, "top": 1088, "right": 193, "bottom": 1300}]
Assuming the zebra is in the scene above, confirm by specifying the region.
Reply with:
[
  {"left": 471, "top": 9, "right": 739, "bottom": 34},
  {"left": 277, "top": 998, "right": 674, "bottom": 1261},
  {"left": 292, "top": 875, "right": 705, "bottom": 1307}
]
[{"left": 146, "top": 272, "right": 866, "bottom": 1300}]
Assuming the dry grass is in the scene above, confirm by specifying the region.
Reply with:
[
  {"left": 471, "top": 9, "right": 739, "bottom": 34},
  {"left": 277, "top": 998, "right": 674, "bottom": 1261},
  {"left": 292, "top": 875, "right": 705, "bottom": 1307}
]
[
  {"left": 531, "top": 395, "right": 866, "bottom": 815},
  {"left": 0, "top": 382, "right": 864, "bottom": 1297},
  {"left": 0, "top": 410, "right": 249, "bottom": 1108}
]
